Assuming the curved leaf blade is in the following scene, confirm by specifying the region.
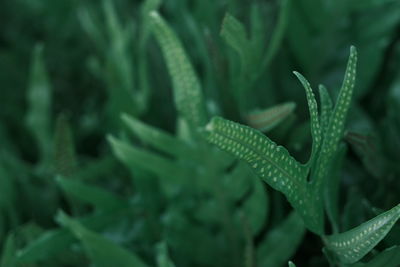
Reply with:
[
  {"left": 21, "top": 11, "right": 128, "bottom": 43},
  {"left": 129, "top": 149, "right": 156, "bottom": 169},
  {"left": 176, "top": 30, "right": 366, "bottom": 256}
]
[
  {"left": 324, "top": 203, "right": 400, "bottom": 264},
  {"left": 293, "top": 71, "right": 321, "bottom": 166}
]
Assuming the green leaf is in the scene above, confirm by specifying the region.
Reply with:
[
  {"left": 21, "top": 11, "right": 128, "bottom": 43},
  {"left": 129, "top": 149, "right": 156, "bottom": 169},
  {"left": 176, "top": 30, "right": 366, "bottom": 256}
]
[
  {"left": 57, "top": 211, "right": 148, "bottom": 267},
  {"left": 54, "top": 114, "right": 77, "bottom": 177},
  {"left": 150, "top": 11, "right": 207, "bottom": 128},
  {"left": 122, "top": 113, "right": 196, "bottom": 159},
  {"left": 311, "top": 46, "right": 357, "bottom": 219},
  {"left": 1, "top": 233, "right": 16, "bottom": 267},
  {"left": 350, "top": 246, "right": 400, "bottom": 267},
  {"left": 108, "top": 135, "right": 188, "bottom": 178},
  {"left": 205, "top": 117, "right": 323, "bottom": 234},
  {"left": 262, "top": 0, "right": 291, "bottom": 69},
  {"left": 293, "top": 71, "right": 321, "bottom": 166},
  {"left": 239, "top": 176, "right": 269, "bottom": 236},
  {"left": 324, "top": 144, "right": 347, "bottom": 234},
  {"left": 256, "top": 212, "right": 305, "bottom": 267},
  {"left": 156, "top": 242, "right": 176, "bottom": 267},
  {"left": 25, "top": 44, "right": 52, "bottom": 164},
  {"left": 288, "top": 261, "right": 296, "bottom": 267},
  {"left": 220, "top": 13, "right": 252, "bottom": 74},
  {"left": 323, "top": 203, "right": 400, "bottom": 264},
  {"left": 318, "top": 84, "right": 333, "bottom": 136},
  {"left": 56, "top": 176, "right": 127, "bottom": 211},
  {"left": 17, "top": 209, "right": 128, "bottom": 263},
  {"left": 245, "top": 102, "right": 296, "bottom": 132}
]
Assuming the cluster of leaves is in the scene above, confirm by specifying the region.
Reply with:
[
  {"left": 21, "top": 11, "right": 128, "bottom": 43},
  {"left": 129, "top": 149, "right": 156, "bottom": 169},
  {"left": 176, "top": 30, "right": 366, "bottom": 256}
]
[{"left": 1, "top": 0, "right": 400, "bottom": 266}]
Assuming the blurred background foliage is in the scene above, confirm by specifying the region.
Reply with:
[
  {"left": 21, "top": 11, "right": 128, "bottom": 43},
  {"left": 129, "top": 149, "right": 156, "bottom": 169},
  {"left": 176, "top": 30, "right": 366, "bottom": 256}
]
[{"left": 0, "top": 0, "right": 400, "bottom": 266}]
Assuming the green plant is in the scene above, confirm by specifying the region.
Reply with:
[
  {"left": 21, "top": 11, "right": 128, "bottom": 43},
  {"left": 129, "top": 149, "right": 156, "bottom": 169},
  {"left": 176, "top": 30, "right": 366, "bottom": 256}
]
[{"left": 1, "top": 0, "right": 400, "bottom": 266}]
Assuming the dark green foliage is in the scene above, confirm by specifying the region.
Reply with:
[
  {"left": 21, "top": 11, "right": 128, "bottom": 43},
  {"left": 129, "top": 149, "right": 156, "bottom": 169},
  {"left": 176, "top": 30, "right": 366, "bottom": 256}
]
[{"left": 1, "top": 0, "right": 400, "bottom": 266}]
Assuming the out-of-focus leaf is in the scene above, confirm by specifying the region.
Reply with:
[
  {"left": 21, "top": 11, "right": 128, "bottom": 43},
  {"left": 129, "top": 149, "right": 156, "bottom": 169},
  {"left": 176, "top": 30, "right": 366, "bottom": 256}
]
[
  {"left": 25, "top": 44, "right": 52, "bottom": 164},
  {"left": 293, "top": 71, "right": 321, "bottom": 166},
  {"left": 257, "top": 212, "right": 305, "bottom": 267},
  {"left": 245, "top": 102, "right": 296, "bottom": 132},
  {"left": 0, "top": 233, "right": 16, "bottom": 267},
  {"left": 57, "top": 211, "right": 148, "bottom": 267},
  {"left": 221, "top": 13, "right": 252, "bottom": 74},
  {"left": 56, "top": 176, "right": 127, "bottom": 211},
  {"left": 122, "top": 113, "right": 196, "bottom": 159},
  {"left": 150, "top": 11, "right": 207, "bottom": 128},
  {"left": 54, "top": 114, "right": 77, "bottom": 177},
  {"left": 156, "top": 242, "right": 176, "bottom": 267}
]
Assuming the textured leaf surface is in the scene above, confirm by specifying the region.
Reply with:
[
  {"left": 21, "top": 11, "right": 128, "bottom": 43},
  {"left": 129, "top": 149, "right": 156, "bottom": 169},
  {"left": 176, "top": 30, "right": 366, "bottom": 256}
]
[
  {"left": 221, "top": 13, "right": 252, "bottom": 72},
  {"left": 122, "top": 113, "right": 196, "bottom": 159},
  {"left": 350, "top": 246, "right": 400, "bottom": 267},
  {"left": 318, "top": 84, "right": 333, "bottom": 136},
  {"left": 17, "top": 209, "right": 127, "bottom": 263},
  {"left": 324, "top": 203, "right": 400, "bottom": 264},
  {"left": 293, "top": 71, "right": 321, "bottom": 166},
  {"left": 311, "top": 46, "right": 357, "bottom": 211},
  {"left": 245, "top": 102, "right": 296, "bottom": 132},
  {"left": 57, "top": 211, "right": 148, "bottom": 267},
  {"left": 206, "top": 117, "right": 323, "bottom": 233},
  {"left": 150, "top": 11, "right": 207, "bottom": 128},
  {"left": 108, "top": 135, "right": 189, "bottom": 180}
]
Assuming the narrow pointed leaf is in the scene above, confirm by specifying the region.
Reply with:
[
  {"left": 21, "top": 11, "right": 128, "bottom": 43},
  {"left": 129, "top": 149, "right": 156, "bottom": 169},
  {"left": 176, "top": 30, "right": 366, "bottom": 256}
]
[
  {"left": 206, "top": 117, "right": 323, "bottom": 234},
  {"left": 324, "top": 203, "right": 400, "bottom": 264},
  {"left": 25, "top": 44, "right": 52, "bottom": 163},
  {"left": 1, "top": 233, "right": 16, "bottom": 267},
  {"left": 245, "top": 102, "right": 296, "bottom": 132},
  {"left": 150, "top": 11, "right": 207, "bottom": 128},
  {"left": 56, "top": 176, "right": 127, "bottom": 211},
  {"left": 57, "top": 211, "right": 148, "bottom": 267},
  {"left": 293, "top": 71, "right": 321, "bottom": 166},
  {"left": 122, "top": 113, "right": 196, "bottom": 159},
  {"left": 318, "top": 84, "right": 333, "bottom": 136},
  {"left": 312, "top": 46, "right": 357, "bottom": 207},
  {"left": 220, "top": 13, "right": 252, "bottom": 71}
]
